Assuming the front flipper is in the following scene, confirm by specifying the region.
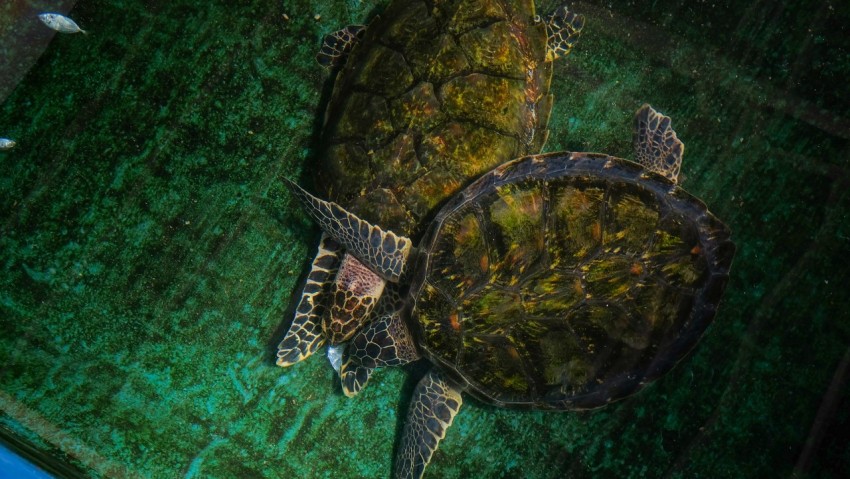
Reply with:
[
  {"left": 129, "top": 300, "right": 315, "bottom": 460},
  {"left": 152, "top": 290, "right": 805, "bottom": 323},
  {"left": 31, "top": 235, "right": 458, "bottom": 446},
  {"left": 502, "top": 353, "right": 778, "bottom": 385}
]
[
  {"left": 285, "top": 179, "right": 412, "bottom": 282},
  {"left": 395, "top": 370, "right": 464, "bottom": 479},
  {"left": 316, "top": 25, "right": 365, "bottom": 68},
  {"left": 276, "top": 233, "right": 342, "bottom": 367},
  {"left": 544, "top": 5, "right": 585, "bottom": 62},
  {"left": 340, "top": 287, "right": 420, "bottom": 396},
  {"left": 632, "top": 104, "right": 684, "bottom": 183}
]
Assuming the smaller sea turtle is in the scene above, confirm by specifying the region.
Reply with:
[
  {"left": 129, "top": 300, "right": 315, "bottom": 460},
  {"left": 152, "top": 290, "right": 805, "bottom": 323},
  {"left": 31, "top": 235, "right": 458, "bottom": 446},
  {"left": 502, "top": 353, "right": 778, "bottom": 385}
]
[{"left": 287, "top": 105, "right": 735, "bottom": 479}]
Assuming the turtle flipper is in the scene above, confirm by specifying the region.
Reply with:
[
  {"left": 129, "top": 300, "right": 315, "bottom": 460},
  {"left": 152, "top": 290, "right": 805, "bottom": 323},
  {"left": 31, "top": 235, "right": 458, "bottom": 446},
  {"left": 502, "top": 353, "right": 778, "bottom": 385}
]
[
  {"left": 277, "top": 233, "right": 342, "bottom": 367},
  {"left": 544, "top": 5, "right": 584, "bottom": 62},
  {"left": 340, "top": 360, "right": 372, "bottom": 397},
  {"left": 340, "top": 289, "right": 420, "bottom": 396},
  {"left": 285, "top": 179, "right": 412, "bottom": 282},
  {"left": 316, "top": 25, "right": 365, "bottom": 68},
  {"left": 395, "top": 370, "right": 463, "bottom": 479},
  {"left": 632, "top": 104, "right": 684, "bottom": 183}
]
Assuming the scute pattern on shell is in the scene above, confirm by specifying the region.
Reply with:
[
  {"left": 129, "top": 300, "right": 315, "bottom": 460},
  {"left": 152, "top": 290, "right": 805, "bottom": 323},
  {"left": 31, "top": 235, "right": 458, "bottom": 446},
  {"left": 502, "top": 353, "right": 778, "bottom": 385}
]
[
  {"left": 409, "top": 153, "right": 735, "bottom": 410},
  {"left": 317, "top": 0, "right": 554, "bottom": 237}
]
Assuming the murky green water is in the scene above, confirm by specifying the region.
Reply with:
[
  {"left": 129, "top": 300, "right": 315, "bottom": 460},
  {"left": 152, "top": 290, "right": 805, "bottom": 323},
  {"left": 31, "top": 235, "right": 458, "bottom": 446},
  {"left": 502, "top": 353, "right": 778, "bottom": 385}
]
[{"left": 1, "top": 0, "right": 848, "bottom": 477}]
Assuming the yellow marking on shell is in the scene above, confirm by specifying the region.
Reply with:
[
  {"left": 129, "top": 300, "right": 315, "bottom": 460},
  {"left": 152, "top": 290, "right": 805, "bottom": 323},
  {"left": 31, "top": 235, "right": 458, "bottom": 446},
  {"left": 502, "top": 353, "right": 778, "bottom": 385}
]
[
  {"left": 655, "top": 230, "right": 683, "bottom": 250},
  {"left": 573, "top": 280, "right": 585, "bottom": 296},
  {"left": 661, "top": 261, "right": 701, "bottom": 285}
]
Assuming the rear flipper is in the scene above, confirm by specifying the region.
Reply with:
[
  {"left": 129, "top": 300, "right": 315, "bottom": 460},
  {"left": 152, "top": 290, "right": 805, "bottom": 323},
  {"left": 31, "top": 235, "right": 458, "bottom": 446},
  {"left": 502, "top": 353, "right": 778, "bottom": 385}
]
[
  {"left": 544, "top": 4, "right": 585, "bottom": 61},
  {"left": 395, "top": 370, "right": 464, "bottom": 479},
  {"left": 316, "top": 25, "right": 366, "bottom": 69},
  {"left": 340, "top": 285, "right": 420, "bottom": 397},
  {"left": 276, "top": 233, "right": 342, "bottom": 367},
  {"left": 632, "top": 104, "right": 684, "bottom": 184}
]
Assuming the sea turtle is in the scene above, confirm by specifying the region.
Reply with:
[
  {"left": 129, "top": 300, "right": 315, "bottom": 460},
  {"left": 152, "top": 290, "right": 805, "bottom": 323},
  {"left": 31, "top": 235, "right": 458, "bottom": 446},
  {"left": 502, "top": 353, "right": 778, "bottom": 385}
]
[
  {"left": 287, "top": 105, "right": 735, "bottom": 478},
  {"left": 276, "top": 0, "right": 584, "bottom": 367}
]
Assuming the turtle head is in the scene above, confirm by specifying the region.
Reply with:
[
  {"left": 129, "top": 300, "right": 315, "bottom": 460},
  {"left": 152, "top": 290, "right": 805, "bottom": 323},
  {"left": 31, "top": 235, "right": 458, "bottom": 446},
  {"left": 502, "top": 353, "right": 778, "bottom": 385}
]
[
  {"left": 323, "top": 252, "right": 387, "bottom": 343},
  {"left": 285, "top": 179, "right": 413, "bottom": 342}
]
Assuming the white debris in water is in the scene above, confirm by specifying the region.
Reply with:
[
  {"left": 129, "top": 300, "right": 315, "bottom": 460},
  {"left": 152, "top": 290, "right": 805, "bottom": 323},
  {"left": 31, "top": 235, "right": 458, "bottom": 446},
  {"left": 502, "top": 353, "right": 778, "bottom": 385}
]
[
  {"left": 0, "top": 139, "right": 16, "bottom": 150},
  {"left": 327, "top": 344, "right": 344, "bottom": 373},
  {"left": 38, "top": 13, "right": 87, "bottom": 34}
]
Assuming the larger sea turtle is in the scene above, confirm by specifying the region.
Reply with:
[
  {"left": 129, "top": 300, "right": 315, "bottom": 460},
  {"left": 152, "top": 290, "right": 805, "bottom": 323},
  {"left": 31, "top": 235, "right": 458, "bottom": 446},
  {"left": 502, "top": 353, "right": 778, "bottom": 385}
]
[
  {"left": 288, "top": 104, "right": 735, "bottom": 478},
  {"left": 277, "top": 0, "right": 584, "bottom": 366}
]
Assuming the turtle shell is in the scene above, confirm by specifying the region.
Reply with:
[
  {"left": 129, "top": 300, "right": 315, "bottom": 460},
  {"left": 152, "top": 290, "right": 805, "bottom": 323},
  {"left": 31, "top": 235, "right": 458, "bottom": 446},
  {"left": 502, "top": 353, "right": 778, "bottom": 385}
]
[
  {"left": 316, "top": 0, "right": 553, "bottom": 238},
  {"left": 408, "top": 152, "right": 735, "bottom": 410}
]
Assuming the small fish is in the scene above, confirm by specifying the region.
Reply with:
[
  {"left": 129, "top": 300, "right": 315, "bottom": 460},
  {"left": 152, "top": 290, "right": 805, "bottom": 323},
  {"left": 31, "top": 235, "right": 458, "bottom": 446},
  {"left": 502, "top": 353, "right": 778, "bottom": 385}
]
[
  {"left": 38, "top": 13, "right": 87, "bottom": 34},
  {"left": 0, "top": 139, "right": 16, "bottom": 150},
  {"left": 326, "top": 344, "right": 344, "bottom": 373}
]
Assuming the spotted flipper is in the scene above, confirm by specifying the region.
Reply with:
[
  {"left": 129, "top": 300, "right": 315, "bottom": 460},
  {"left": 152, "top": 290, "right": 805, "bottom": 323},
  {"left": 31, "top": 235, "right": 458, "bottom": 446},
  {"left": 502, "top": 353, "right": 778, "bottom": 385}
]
[
  {"left": 316, "top": 25, "right": 365, "bottom": 68},
  {"left": 339, "top": 356, "right": 372, "bottom": 397},
  {"left": 285, "top": 179, "right": 412, "bottom": 282},
  {"left": 544, "top": 5, "right": 584, "bottom": 62},
  {"left": 276, "top": 233, "right": 342, "bottom": 367},
  {"left": 396, "top": 370, "right": 464, "bottom": 479},
  {"left": 340, "top": 287, "right": 419, "bottom": 397},
  {"left": 339, "top": 283, "right": 408, "bottom": 395},
  {"left": 339, "top": 313, "right": 419, "bottom": 396},
  {"left": 633, "top": 104, "right": 684, "bottom": 183}
]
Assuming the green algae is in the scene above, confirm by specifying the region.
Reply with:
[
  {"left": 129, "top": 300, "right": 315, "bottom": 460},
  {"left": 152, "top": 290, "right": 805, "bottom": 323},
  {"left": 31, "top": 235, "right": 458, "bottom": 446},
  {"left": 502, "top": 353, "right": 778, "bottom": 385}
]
[{"left": 0, "top": 0, "right": 848, "bottom": 478}]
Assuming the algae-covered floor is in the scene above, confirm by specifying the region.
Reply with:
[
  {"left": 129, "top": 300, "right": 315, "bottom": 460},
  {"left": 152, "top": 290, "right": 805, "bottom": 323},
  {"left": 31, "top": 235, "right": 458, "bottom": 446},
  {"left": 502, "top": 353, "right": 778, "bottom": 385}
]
[{"left": 1, "top": 0, "right": 848, "bottom": 477}]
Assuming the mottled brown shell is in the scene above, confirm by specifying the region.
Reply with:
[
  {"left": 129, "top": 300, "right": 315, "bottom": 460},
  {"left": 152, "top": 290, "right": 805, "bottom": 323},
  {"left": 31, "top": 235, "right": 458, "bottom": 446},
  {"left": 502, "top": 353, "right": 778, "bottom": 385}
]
[
  {"left": 317, "top": 0, "right": 553, "bottom": 237},
  {"left": 409, "top": 153, "right": 735, "bottom": 409}
]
